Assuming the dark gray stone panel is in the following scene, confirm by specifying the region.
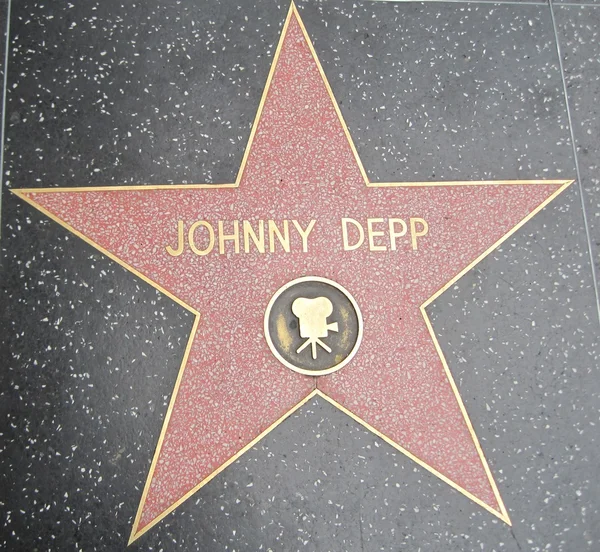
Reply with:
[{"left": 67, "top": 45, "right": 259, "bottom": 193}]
[
  {"left": 0, "top": 1, "right": 7, "bottom": 123},
  {"left": 300, "top": 1, "right": 575, "bottom": 182},
  {"left": 0, "top": 0, "right": 9, "bottom": 203},
  {"left": 555, "top": 4, "right": 600, "bottom": 290},
  {"left": 4, "top": 0, "right": 285, "bottom": 187}
]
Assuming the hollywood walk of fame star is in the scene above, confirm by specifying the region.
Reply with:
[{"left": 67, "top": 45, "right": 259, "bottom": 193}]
[{"left": 12, "top": 2, "right": 572, "bottom": 544}]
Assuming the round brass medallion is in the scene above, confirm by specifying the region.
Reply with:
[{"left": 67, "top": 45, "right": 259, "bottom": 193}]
[{"left": 264, "top": 276, "right": 363, "bottom": 376}]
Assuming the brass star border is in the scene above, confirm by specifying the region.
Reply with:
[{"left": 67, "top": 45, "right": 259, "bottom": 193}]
[{"left": 11, "top": 2, "right": 573, "bottom": 544}]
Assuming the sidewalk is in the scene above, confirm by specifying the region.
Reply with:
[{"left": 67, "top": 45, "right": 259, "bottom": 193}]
[{"left": 1, "top": 1, "right": 598, "bottom": 550}]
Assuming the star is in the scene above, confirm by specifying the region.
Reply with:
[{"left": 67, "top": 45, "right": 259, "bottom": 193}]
[{"left": 13, "top": 2, "right": 572, "bottom": 545}]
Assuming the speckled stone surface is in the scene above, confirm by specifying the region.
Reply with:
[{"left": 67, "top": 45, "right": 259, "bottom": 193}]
[
  {"left": 555, "top": 5, "right": 600, "bottom": 277},
  {"left": 0, "top": 0, "right": 7, "bottom": 188},
  {"left": 1, "top": 1, "right": 599, "bottom": 551},
  {"left": 304, "top": 1, "right": 574, "bottom": 182},
  {"left": 0, "top": 1, "right": 6, "bottom": 121}
]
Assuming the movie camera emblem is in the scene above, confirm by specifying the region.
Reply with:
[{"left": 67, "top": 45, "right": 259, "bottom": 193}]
[{"left": 264, "top": 276, "right": 363, "bottom": 376}]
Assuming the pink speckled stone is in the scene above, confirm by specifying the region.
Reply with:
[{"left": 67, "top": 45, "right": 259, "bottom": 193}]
[{"left": 23, "top": 10, "right": 564, "bottom": 536}]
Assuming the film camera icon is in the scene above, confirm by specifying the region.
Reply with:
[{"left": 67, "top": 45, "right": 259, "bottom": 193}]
[{"left": 292, "top": 297, "right": 339, "bottom": 359}]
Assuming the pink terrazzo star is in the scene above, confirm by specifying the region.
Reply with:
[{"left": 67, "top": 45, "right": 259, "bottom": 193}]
[{"left": 14, "top": 2, "right": 572, "bottom": 544}]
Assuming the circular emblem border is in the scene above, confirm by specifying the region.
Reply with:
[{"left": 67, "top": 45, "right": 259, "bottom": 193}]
[{"left": 264, "top": 276, "right": 364, "bottom": 376}]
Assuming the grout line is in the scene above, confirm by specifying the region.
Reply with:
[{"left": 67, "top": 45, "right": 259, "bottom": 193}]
[
  {"left": 366, "top": 0, "right": 548, "bottom": 5},
  {"left": 0, "top": 0, "right": 11, "bottom": 235},
  {"left": 549, "top": 0, "right": 600, "bottom": 326}
]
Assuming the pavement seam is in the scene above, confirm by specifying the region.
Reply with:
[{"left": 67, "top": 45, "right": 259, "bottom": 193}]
[
  {"left": 549, "top": 0, "right": 600, "bottom": 327},
  {"left": 0, "top": 0, "right": 11, "bottom": 235}
]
